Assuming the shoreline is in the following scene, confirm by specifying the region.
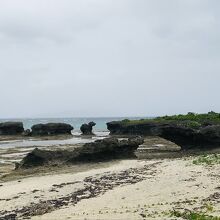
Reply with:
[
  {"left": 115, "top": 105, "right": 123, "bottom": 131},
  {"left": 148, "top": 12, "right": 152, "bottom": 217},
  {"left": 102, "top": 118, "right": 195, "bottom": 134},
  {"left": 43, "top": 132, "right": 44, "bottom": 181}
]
[{"left": 1, "top": 134, "right": 220, "bottom": 183}]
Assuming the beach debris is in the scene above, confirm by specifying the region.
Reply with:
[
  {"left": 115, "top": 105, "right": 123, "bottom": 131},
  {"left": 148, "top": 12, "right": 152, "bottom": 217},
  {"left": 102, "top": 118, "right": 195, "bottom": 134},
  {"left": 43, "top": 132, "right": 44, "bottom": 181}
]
[{"left": 0, "top": 161, "right": 159, "bottom": 219}]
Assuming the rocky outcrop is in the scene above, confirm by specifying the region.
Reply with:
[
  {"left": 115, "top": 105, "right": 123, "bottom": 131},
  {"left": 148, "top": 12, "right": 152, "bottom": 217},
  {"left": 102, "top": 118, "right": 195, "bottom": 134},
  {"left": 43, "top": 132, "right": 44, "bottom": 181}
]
[
  {"left": 17, "top": 148, "right": 71, "bottom": 168},
  {"left": 0, "top": 122, "right": 24, "bottom": 135},
  {"left": 0, "top": 122, "right": 74, "bottom": 136},
  {"left": 31, "top": 123, "right": 73, "bottom": 136},
  {"left": 68, "top": 136, "right": 144, "bottom": 162},
  {"left": 135, "top": 137, "right": 181, "bottom": 159},
  {"left": 17, "top": 136, "right": 144, "bottom": 168},
  {"left": 80, "top": 121, "right": 96, "bottom": 135},
  {"left": 199, "top": 125, "right": 220, "bottom": 143},
  {"left": 107, "top": 121, "right": 220, "bottom": 149}
]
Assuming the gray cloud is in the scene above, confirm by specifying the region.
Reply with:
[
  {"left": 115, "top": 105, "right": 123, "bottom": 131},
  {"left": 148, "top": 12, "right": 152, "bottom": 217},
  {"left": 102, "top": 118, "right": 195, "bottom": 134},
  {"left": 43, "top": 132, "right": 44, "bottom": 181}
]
[{"left": 0, "top": 0, "right": 219, "bottom": 118}]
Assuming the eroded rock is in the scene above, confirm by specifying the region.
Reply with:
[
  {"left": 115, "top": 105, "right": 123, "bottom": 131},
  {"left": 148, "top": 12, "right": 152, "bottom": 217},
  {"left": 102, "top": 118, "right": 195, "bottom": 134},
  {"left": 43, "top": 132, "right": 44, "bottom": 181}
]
[
  {"left": 31, "top": 123, "right": 73, "bottom": 136},
  {"left": 0, "top": 122, "right": 24, "bottom": 135},
  {"left": 17, "top": 136, "right": 144, "bottom": 169},
  {"left": 80, "top": 121, "right": 96, "bottom": 135},
  {"left": 135, "top": 137, "right": 181, "bottom": 159},
  {"left": 107, "top": 121, "right": 220, "bottom": 149},
  {"left": 199, "top": 125, "right": 220, "bottom": 143}
]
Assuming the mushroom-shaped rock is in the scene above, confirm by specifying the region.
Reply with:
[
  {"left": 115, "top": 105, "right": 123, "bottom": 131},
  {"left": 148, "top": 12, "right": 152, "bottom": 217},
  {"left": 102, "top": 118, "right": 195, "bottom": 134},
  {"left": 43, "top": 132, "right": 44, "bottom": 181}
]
[
  {"left": 0, "top": 122, "right": 24, "bottom": 135},
  {"left": 31, "top": 123, "right": 73, "bottom": 136},
  {"left": 80, "top": 121, "right": 96, "bottom": 135}
]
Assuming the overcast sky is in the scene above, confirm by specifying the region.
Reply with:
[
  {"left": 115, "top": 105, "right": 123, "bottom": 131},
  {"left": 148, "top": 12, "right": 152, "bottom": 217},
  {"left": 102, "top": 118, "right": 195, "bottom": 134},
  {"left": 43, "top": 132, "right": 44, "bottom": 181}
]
[{"left": 0, "top": 0, "right": 219, "bottom": 118}]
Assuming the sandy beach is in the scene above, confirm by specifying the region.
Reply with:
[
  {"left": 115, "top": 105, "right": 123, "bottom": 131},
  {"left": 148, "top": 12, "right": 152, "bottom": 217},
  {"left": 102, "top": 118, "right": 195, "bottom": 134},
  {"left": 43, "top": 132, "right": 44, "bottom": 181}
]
[{"left": 1, "top": 155, "right": 220, "bottom": 219}]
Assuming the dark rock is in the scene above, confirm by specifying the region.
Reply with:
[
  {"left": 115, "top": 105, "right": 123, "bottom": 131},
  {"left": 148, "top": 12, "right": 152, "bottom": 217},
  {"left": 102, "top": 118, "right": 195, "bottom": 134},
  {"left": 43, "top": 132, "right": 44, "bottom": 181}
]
[
  {"left": 15, "top": 162, "right": 20, "bottom": 170},
  {"left": 68, "top": 136, "right": 144, "bottom": 162},
  {"left": 158, "top": 124, "right": 198, "bottom": 147},
  {"left": 31, "top": 123, "right": 73, "bottom": 136},
  {"left": 17, "top": 137, "right": 144, "bottom": 168},
  {"left": 0, "top": 122, "right": 24, "bottom": 135},
  {"left": 107, "top": 121, "right": 166, "bottom": 136},
  {"left": 107, "top": 121, "right": 220, "bottom": 149},
  {"left": 199, "top": 125, "right": 220, "bottom": 143},
  {"left": 18, "top": 148, "right": 72, "bottom": 168},
  {"left": 135, "top": 137, "right": 181, "bottom": 159},
  {"left": 80, "top": 121, "right": 96, "bottom": 135},
  {"left": 107, "top": 121, "right": 196, "bottom": 140}
]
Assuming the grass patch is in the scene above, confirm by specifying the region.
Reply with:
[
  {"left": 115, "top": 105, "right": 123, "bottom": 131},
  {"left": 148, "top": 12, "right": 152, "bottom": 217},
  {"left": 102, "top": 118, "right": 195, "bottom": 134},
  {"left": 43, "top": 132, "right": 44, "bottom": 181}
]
[
  {"left": 205, "top": 204, "right": 214, "bottom": 212},
  {"left": 118, "top": 112, "right": 220, "bottom": 129},
  {"left": 159, "top": 111, "right": 220, "bottom": 123},
  {"left": 170, "top": 210, "right": 220, "bottom": 220},
  {"left": 193, "top": 154, "right": 220, "bottom": 165}
]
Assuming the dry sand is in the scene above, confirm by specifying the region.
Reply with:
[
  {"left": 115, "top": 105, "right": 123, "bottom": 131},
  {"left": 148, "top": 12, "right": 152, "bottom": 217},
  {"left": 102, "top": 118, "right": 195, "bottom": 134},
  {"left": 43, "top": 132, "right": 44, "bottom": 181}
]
[{"left": 0, "top": 156, "right": 220, "bottom": 220}]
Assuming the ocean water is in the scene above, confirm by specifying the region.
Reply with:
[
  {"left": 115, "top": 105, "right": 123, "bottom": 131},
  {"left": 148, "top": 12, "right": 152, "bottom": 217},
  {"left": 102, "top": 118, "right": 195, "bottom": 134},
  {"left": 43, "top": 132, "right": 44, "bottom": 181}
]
[{"left": 0, "top": 117, "right": 144, "bottom": 131}]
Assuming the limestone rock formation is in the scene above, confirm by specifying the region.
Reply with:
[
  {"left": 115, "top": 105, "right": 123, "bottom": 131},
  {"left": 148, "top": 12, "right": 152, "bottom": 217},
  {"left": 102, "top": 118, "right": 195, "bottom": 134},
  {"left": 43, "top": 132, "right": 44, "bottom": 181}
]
[
  {"left": 69, "top": 136, "right": 144, "bottom": 162},
  {"left": 135, "top": 137, "right": 181, "bottom": 159},
  {"left": 31, "top": 123, "right": 73, "bottom": 136},
  {"left": 80, "top": 121, "right": 96, "bottom": 135},
  {"left": 0, "top": 122, "right": 24, "bottom": 135},
  {"left": 199, "top": 125, "right": 220, "bottom": 143},
  {"left": 17, "top": 136, "right": 144, "bottom": 168},
  {"left": 107, "top": 120, "right": 220, "bottom": 149}
]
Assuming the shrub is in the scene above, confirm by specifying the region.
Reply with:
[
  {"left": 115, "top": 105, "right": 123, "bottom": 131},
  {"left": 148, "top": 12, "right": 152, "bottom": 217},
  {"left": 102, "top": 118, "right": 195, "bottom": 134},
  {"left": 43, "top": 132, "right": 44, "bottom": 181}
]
[
  {"left": 119, "top": 112, "right": 220, "bottom": 127},
  {"left": 170, "top": 210, "right": 220, "bottom": 220},
  {"left": 193, "top": 154, "right": 220, "bottom": 165},
  {"left": 121, "top": 119, "right": 130, "bottom": 123},
  {"left": 184, "top": 121, "right": 202, "bottom": 129}
]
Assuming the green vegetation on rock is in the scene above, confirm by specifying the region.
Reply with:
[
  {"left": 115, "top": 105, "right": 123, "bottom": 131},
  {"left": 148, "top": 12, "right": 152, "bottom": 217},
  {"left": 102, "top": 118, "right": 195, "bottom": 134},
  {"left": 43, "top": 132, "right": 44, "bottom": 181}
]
[
  {"left": 119, "top": 112, "right": 220, "bottom": 129},
  {"left": 159, "top": 111, "right": 220, "bottom": 123},
  {"left": 193, "top": 154, "right": 220, "bottom": 165}
]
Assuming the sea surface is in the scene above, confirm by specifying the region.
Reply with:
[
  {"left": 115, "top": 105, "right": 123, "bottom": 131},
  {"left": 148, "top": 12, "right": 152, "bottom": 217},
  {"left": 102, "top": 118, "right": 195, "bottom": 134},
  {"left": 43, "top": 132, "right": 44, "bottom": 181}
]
[{"left": 0, "top": 117, "right": 146, "bottom": 149}]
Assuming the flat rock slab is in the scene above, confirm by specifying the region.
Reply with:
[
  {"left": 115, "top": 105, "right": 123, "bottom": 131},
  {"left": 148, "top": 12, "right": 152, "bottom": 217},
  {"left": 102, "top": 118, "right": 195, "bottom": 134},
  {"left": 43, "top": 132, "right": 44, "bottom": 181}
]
[{"left": 135, "top": 136, "right": 181, "bottom": 159}]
